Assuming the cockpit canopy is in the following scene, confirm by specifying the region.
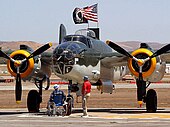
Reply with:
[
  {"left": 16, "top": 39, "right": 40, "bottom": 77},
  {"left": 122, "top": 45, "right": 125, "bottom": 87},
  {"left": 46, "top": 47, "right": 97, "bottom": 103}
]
[
  {"left": 75, "top": 29, "right": 96, "bottom": 39},
  {"left": 63, "top": 35, "right": 92, "bottom": 48}
]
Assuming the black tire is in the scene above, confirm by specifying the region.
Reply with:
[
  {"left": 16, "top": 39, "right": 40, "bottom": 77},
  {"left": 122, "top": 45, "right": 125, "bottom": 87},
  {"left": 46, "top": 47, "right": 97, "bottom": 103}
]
[
  {"left": 146, "top": 89, "right": 157, "bottom": 113},
  {"left": 66, "top": 95, "right": 73, "bottom": 116},
  {"left": 66, "top": 99, "right": 72, "bottom": 116},
  {"left": 27, "top": 90, "right": 41, "bottom": 113}
]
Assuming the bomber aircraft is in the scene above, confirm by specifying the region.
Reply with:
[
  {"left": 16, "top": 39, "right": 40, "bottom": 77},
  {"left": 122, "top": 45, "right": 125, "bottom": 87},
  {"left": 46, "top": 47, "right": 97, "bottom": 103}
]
[{"left": 1, "top": 24, "right": 170, "bottom": 115}]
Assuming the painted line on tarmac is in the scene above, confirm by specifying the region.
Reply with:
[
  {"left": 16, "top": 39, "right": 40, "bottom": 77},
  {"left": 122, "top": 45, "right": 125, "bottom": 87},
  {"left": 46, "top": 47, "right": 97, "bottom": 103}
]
[
  {"left": 65, "top": 112, "right": 170, "bottom": 119},
  {"left": 96, "top": 113, "right": 170, "bottom": 119},
  {"left": 18, "top": 114, "right": 43, "bottom": 118},
  {"left": 15, "top": 112, "right": 170, "bottom": 120},
  {"left": 0, "top": 119, "right": 106, "bottom": 123}
]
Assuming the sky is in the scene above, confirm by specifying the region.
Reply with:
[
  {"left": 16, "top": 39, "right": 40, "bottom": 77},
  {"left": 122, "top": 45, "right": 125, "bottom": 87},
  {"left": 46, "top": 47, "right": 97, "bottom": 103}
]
[{"left": 0, "top": 0, "right": 170, "bottom": 44}]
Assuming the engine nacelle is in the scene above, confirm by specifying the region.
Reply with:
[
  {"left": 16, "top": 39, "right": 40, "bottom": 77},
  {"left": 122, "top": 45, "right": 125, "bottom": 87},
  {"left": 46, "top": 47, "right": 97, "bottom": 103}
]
[
  {"left": 128, "top": 48, "right": 166, "bottom": 82},
  {"left": 146, "top": 62, "right": 166, "bottom": 82},
  {"left": 7, "top": 50, "right": 41, "bottom": 80}
]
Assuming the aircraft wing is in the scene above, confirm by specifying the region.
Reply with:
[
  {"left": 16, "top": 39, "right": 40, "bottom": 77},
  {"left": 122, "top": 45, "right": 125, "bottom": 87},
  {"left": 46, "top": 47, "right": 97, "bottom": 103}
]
[
  {"left": 41, "top": 52, "right": 53, "bottom": 66},
  {"left": 100, "top": 52, "right": 129, "bottom": 67},
  {"left": 160, "top": 51, "right": 170, "bottom": 63},
  {"left": 101, "top": 49, "right": 170, "bottom": 68}
]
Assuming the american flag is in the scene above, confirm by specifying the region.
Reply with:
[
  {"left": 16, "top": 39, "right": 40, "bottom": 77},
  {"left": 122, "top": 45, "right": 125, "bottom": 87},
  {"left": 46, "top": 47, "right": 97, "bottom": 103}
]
[{"left": 83, "top": 4, "right": 98, "bottom": 22}]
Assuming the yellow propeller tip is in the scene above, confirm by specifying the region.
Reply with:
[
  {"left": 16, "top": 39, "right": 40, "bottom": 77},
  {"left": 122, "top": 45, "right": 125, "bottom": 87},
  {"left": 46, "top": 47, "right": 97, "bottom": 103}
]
[
  {"left": 138, "top": 101, "right": 143, "bottom": 105},
  {"left": 16, "top": 101, "right": 21, "bottom": 104},
  {"left": 49, "top": 42, "right": 53, "bottom": 47},
  {"left": 106, "top": 40, "right": 110, "bottom": 45}
]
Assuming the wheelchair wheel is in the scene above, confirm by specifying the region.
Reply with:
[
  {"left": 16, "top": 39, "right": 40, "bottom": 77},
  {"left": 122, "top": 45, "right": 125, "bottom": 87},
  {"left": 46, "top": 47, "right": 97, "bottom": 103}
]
[
  {"left": 66, "top": 99, "right": 72, "bottom": 116},
  {"left": 47, "top": 102, "right": 56, "bottom": 116}
]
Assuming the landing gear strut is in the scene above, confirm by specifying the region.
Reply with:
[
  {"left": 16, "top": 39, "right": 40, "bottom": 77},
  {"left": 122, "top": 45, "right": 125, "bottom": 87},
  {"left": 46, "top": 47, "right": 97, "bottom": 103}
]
[{"left": 136, "top": 79, "right": 157, "bottom": 112}]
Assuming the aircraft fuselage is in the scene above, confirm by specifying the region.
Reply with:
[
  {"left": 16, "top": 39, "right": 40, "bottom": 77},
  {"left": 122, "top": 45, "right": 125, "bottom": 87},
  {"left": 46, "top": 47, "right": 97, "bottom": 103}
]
[{"left": 52, "top": 34, "right": 128, "bottom": 84}]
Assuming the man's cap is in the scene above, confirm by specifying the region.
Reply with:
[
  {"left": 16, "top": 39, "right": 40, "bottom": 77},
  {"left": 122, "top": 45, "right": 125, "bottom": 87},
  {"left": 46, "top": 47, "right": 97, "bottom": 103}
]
[
  {"left": 53, "top": 84, "right": 60, "bottom": 89},
  {"left": 83, "top": 76, "right": 89, "bottom": 80}
]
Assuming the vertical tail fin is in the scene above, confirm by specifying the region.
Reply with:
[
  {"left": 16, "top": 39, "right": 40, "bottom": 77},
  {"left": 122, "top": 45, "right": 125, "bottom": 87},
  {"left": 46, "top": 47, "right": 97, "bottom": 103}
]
[{"left": 59, "top": 24, "right": 66, "bottom": 44}]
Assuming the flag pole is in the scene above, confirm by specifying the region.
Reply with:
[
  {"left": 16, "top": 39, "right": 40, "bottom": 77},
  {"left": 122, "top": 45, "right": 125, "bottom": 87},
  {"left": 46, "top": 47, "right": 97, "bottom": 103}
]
[{"left": 97, "top": 3, "right": 99, "bottom": 28}]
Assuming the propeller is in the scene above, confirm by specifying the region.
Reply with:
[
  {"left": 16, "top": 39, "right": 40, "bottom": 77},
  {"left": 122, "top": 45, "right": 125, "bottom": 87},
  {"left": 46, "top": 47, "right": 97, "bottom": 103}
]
[
  {"left": 27, "top": 43, "right": 52, "bottom": 60},
  {"left": 106, "top": 40, "right": 170, "bottom": 80},
  {"left": 106, "top": 40, "right": 133, "bottom": 58},
  {"left": 0, "top": 50, "right": 11, "bottom": 60},
  {"left": 0, "top": 42, "right": 52, "bottom": 103},
  {"left": 16, "top": 68, "right": 22, "bottom": 104},
  {"left": 150, "top": 43, "right": 170, "bottom": 58},
  {"left": 106, "top": 40, "right": 143, "bottom": 64},
  {"left": 107, "top": 40, "right": 170, "bottom": 107}
]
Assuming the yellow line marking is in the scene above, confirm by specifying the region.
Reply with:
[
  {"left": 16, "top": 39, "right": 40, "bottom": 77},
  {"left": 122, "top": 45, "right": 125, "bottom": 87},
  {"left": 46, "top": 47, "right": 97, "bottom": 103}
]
[{"left": 93, "top": 113, "right": 170, "bottom": 119}]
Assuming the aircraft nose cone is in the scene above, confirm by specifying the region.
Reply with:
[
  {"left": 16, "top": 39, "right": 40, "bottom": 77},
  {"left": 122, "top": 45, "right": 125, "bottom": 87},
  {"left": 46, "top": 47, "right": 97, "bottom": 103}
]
[
  {"left": 52, "top": 41, "right": 86, "bottom": 74},
  {"left": 56, "top": 50, "right": 74, "bottom": 63},
  {"left": 63, "top": 50, "right": 74, "bottom": 61}
]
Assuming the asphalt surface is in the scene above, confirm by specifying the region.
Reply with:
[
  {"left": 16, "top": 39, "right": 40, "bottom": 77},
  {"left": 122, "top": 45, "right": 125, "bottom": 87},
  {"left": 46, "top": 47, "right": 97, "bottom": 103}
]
[
  {"left": 1, "top": 79, "right": 170, "bottom": 126},
  {"left": 1, "top": 108, "right": 170, "bottom": 127}
]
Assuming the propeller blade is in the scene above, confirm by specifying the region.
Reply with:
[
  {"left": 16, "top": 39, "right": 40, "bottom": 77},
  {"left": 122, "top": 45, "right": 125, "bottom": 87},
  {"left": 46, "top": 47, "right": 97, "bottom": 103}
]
[
  {"left": 150, "top": 43, "right": 170, "bottom": 58},
  {"left": 138, "top": 72, "right": 143, "bottom": 81},
  {"left": 27, "top": 42, "right": 52, "bottom": 59},
  {"left": 15, "top": 73, "right": 22, "bottom": 104},
  {"left": 0, "top": 50, "right": 10, "bottom": 59},
  {"left": 106, "top": 40, "right": 133, "bottom": 58}
]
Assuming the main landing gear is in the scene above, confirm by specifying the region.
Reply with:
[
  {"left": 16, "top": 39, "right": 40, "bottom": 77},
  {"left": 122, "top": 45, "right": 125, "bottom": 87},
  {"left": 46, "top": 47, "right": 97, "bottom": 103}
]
[
  {"left": 136, "top": 79, "right": 157, "bottom": 113},
  {"left": 27, "top": 76, "right": 50, "bottom": 113}
]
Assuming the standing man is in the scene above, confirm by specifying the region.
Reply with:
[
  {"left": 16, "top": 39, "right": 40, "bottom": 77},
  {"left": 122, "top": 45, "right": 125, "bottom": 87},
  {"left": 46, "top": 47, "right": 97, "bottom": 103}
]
[{"left": 82, "top": 76, "right": 92, "bottom": 117}]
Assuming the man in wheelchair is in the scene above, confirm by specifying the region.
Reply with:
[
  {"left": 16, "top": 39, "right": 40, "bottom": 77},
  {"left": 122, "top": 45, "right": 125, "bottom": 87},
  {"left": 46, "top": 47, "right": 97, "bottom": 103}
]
[{"left": 47, "top": 84, "right": 67, "bottom": 116}]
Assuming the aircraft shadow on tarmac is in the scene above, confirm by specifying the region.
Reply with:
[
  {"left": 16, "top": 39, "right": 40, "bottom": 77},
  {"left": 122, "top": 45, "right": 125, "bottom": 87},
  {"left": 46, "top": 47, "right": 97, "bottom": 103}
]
[
  {"left": 0, "top": 112, "right": 27, "bottom": 115},
  {"left": 1, "top": 108, "right": 170, "bottom": 116}
]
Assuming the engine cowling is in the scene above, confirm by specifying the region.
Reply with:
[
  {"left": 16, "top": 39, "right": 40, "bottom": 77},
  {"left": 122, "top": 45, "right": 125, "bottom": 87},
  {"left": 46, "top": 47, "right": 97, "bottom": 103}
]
[
  {"left": 128, "top": 48, "right": 166, "bottom": 82},
  {"left": 7, "top": 50, "right": 35, "bottom": 79}
]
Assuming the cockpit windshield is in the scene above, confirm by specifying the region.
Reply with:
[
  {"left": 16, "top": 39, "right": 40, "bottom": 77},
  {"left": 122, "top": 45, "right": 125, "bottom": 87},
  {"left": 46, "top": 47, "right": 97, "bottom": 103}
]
[
  {"left": 62, "top": 35, "right": 92, "bottom": 48},
  {"left": 63, "top": 35, "right": 87, "bottom": 44}
]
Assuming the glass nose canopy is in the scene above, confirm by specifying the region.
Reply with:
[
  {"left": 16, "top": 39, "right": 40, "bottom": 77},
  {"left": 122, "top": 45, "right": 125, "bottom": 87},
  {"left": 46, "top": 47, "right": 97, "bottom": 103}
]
[{"left": 52, "top": 41, "right": 86, "bottom": 74}]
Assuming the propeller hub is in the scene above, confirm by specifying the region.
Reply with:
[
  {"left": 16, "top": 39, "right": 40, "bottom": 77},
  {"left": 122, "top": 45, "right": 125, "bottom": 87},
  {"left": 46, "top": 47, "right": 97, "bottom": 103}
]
[
  {"left": 137, "top": 59, "right": 144, "bottom": 67},
  {"left": 14, "top": 60, "right": 22, "bottom": 67},
  {"left": 128, "top": 48, "right": 157, "bottom": 78},
  {"left": 7, "top": 50, "right": 34, "bottom": 78}
]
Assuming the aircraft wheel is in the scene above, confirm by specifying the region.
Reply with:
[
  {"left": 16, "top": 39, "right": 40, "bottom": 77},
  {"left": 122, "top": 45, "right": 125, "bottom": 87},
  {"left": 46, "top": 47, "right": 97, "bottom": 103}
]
[
  {"left": 27, "top": 90, "right": 41, "bottom": 113},
  {"left": 146, "top": 89, "right": 157, "bottom": 113}
]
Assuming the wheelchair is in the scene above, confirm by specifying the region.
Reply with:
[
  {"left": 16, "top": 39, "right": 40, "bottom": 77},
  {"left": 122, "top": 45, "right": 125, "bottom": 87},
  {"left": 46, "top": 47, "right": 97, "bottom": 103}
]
[{"left": 47, "top": 95, "right": 67, "bottom": 116}]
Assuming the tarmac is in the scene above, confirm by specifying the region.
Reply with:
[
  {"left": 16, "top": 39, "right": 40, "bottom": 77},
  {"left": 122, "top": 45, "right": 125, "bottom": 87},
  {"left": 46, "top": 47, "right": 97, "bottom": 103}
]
[
  {"left": 1, "top": 75, "right": 170, "bottom": 126},
  {"left": 1, "top": 108, "right": 170, "bottom": 127}
]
